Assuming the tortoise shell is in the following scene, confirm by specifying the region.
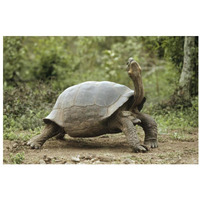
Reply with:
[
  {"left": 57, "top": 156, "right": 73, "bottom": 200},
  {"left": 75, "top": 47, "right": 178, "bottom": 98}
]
[{"left": 44, "top": 81, "right": 134, "bottom": 135}]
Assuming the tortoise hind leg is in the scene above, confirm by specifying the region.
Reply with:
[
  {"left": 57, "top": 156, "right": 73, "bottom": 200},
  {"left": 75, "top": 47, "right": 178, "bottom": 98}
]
[
  {"left": 136, "top": 113, "right": 158, "bottom": 148},
  {"left": 27, "top": 122, "right": 63, "bottom": 149},
  {"left": 55, "top": 129, "right": 66, "bottom": 140}
]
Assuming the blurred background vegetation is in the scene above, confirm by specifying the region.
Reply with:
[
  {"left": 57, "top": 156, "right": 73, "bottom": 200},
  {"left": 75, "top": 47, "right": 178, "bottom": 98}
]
[{"left": 3, "top": 36, "right": 198, "bottom": 141}]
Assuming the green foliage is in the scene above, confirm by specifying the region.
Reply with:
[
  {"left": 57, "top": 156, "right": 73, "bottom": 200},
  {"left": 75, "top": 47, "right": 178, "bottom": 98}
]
[
  {"left": 160, "top": 36, "right": 184, "bottom": 71},
  {"left": 3, "top": 37, "right": 27, "bottom": 86},
  {"left": 3, "top": 82, "right": 58, "bottom": 139},
  {"left": 148, "top": 96, "right": 198, "bottom": 134},
  {"left": 3, "top": 128, "right": 41, "bottom": 141},
  {"left": 170, "top": 132, "right": 194, "bottom": 142},
  {"left": 3, "top": 36, "right": 163, "bottom": 89},
  {"left": 3, "top": 36, "right": 198, "bottom": 90},
  {"left": 9, "top": 152, "right": 25, "bottom": 164},
  {"left": 160, "top": 36, "right": 198, "bottom": 96},
  {"left": 142, "top": 61, "right": 179, "bottom": 103}
]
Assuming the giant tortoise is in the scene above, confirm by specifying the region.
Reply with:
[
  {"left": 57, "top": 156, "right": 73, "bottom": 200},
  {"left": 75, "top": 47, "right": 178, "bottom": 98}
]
[{"left": 28, "top": 58, "right": 158, "bottom": 152}]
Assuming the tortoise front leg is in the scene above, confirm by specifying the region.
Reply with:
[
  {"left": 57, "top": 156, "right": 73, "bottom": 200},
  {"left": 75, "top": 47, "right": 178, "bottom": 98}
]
[
  {"left": 114, "top": 111, "right": 149, "bottom": 153},
  {"left": 136, "top": 112, "right": 158, "bottom": 148}
]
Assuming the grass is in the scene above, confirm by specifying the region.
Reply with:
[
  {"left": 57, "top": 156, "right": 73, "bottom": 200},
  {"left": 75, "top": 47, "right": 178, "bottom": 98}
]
[
  {"left": 3, "top": 128, "right": 41, "bottom": 142},
  {"left": 3, "top": 82, "right": 55, "bottom": 141},
  {"left": 149, "top": 98, "right": 198, "bottom": 135},
  {"left": 9, "top": 152, "right": 25, "bottom": 164},
  {"left": 170, "top": 132, "right": 195, "bottom": 142}
]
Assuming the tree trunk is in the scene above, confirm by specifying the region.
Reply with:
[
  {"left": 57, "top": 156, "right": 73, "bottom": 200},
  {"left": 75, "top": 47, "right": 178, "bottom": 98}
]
[{"left": 178, "top": 36, "right": 195, "bottom": 100}]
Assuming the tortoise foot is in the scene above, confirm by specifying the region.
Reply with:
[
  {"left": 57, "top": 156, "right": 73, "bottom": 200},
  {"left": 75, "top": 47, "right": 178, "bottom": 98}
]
[
  {"left": 27, "top": 135, "right": 44, "bottom": 149},
  {"left": 132, "top": 144, "right": 149, "bottom": 153},
  {"left": 144, "top": 139, "right": 158, "bottom": 148}
]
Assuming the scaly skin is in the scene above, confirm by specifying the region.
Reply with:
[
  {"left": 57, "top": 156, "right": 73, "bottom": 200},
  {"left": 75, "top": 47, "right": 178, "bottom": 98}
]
[
  {"left": 127, "top": 58, "right": 144, "bottom": 109},
  {"left": 117, "top": 113, "right": 148, "bottom": 153},
  {"left": 136, "top": 112, "right": 158, "bottom": 148},
  {"left": 108, "top": 110, "right": 149, "bottom": 153},
  {"left": 130, "top": 107, "right": 158, "bottom": 148},
  {"left": 27, "top": 122, "right": 64, "bottom": 149}
]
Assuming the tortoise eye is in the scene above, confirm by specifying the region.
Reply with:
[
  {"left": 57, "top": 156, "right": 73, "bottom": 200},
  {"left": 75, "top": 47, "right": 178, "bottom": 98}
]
[{"left": 127, "top": 57, "right": 134, "bottom": 66}]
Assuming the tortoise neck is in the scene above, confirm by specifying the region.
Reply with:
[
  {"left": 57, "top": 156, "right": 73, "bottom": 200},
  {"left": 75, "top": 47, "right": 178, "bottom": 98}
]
[{"left": 130, "top": 74, "right": 144, "bottom": 110}]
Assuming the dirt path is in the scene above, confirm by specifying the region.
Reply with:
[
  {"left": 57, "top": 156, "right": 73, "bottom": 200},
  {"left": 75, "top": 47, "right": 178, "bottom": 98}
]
[{"left": 3, "top": 128, "right": 198, "bottom": 164}]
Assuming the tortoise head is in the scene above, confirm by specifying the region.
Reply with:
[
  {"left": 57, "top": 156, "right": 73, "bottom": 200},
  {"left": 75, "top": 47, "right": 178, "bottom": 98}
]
[{"left": 126, "top": 57, "right": 142, "bottom": 78}]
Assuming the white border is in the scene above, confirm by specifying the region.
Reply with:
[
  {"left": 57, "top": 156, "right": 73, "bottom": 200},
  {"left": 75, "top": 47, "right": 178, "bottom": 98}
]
[{"left": 0, "top": 1, "right": 199, "bottom": 200}]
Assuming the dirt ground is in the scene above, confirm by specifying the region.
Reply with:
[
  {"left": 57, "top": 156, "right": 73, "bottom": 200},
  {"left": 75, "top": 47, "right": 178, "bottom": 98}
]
[{"left": 3, "top": 128, "right": 198, "bottom": 164}]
